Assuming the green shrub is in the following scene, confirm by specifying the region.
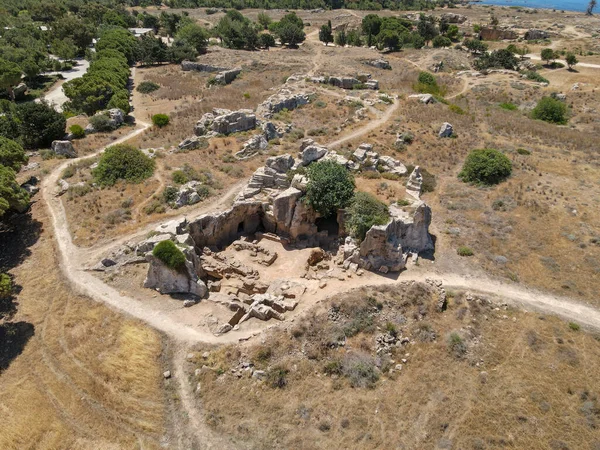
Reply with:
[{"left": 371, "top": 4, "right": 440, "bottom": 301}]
[
  {"left": 499, "top": 102, "right": 517, "bottom": 111},
  {"left": 306, "top": 160, "right": 355, "bottom": 218},
  {"left": 93, "top": 144, "right": 155, "bottom": 186},
  {"left": 449, "top": 103, "right": 465, "bottom": 115},
  {"left": 457, "top": 246, "right": 474, "bottom": 257},
  {"left": 162, "top": 186, "right": 179, "bottom": 203},
  {"left": 568, "top": 322, "right": 580, "bottom": 331},
  {"left": 323, "top": 360, "right": 343, "bottom": 376},
  {"left": 107, "top": 89, "right": 130, "bottom": 114},
  {"left": 0, "top": 137, "right": 27, "bottom": 171},
  {"left": 152, "top": 240, "right": 186, "bottom": 269},
  {"left": 342, "top": 353, "right": 379, "bottom": 389},
  {"left": 414, "top": 71, "right": 445, "bottom": 96},
  {"left": 523, "top": 70, "right": 549, "bottom": 83},
  {"left": 531, "top": 96, "right": 567, "bottom": 124},
  {"left": 458, "top": 148, "right": 512, "bottom": 185},
  {"left": 136, "top": 81, "right": 160, "bottom": 94},
  {"left": 89, "top": 114, "right": 115, "bottom": 132},
  {"left": 516, "top": 148, "right": 531, "bottom": 155},
  {"left": 152, "top": 114, "right": 170, "bottom": 128},
  {"left": 346, "top": 192, "right": 390, "bottom": 241},
  {"left": 267, "top": 366, "right": 289, "bottom": 389},
  {"left": 397, "top": 199, "right": 411, "bottom": 206},
  {"left": 0, "top": 273, "right": 13, "bottom": 300},
  {"left": 172, "top": 170, "right": 188, "bottom": 184},
  {"left": 69, "top": 124, "right": 86, "bottom": 139},
  {"left": 448, "top": 332, "right": 467, "bottom": 358}
]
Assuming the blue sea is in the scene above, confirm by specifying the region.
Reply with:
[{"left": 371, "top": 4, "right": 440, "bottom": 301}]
[{"left": 478, "top": 0, "right": 588, "bottom": 12}]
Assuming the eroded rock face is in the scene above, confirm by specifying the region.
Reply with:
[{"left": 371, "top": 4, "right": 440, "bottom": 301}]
[
  {"left": 365, "top": 59, "right": 391, "bottom": 70},
  {"left": 51, "top": 140, "right": 76, "bottom": 158},
  {"left": 181, "top": 61, "right": 228, "bottom": 72},
  {"left": 265, "top": 154, "right": 294, "bottom": 173},
  {"left": 257, "top": 91, "right": 311, "bottom": 118},
  {"left": 195, "top": 109, "right": 256, "bottom": 136},
  {"left": 524, "top": 29, "right": 548, "bottom": 40},
  {"left": 409, "top": 94, "right": 435, "bottom": 104},
  {"left": 236, "top": 134, "right": 268, "bottom": 159},
  {"left": 144, "top": 254, "right": 208, "bottom": 298},
  {"left": 299, "top": 144, "right": 327, "bottom": 166},
  {"left": 215, "top": 68, "right": 241, "bottom": 85},
  {"left": 329, "top": 76, "right": 361, "bottom": 89},
  {"left": 441, "top": 13, "right": 467, "bottom": 23},
  {"left": 406, "top": 166, "right": 423, "bottom": 199}
]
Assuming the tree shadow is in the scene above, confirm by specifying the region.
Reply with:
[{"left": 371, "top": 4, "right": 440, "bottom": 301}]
[
  {"left": 0, "top": 211, "right": 43, "bottom": 273},
  {"left": 0, "top": 321, "right": 35, "bottom": 371}
]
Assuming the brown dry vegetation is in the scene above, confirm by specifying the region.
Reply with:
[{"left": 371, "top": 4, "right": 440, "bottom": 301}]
[
  {"left": 190, "top": 284, "right": 600, "bottom": 450},
  {"left": 0, "top": 202, "right": 169, "bottom": 449}
]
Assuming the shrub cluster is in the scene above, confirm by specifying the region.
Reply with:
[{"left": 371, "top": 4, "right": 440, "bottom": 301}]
[
  {"left": 346, "top": 192, "right": 390, "bottom": 241},
  {"left": 458, "top": 148, "right": 512, "bottom": 185},
  {"left": 531, "top": 96, "right": 568, "bottom": 124},
  {"left": 92, "top": 144, "right": 155, "bottom": 186},
  {"left": 152, "top": 240, "right": 186, "bottom": 270},
  {"left": 305, "top": 160, "right": 355, "bottom": 218},
  {"left": 152, "top": 114, "right": 170, "bottom": 128},
  {"left": 136, "top": 81, "right": 160, "bottom": 94}
]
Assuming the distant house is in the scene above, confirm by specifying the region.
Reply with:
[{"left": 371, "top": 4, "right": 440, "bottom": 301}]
[
  {"left": 479, "top": 27, "right": 518, "bottom": 41},
  {"left": 128, "top": 28, "right": 154, "bottom": 38}
]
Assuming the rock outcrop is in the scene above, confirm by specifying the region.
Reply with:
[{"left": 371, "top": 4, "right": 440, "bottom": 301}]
[
  {"left": 195, "top": 108, "right": 257, "bottom": 136},
  {"left": 257, "top": 91, "right": 312, "bottom": 118},
  {"left": 144, "top": 254, "right": 208, "bottom": 298},
  {"left": 181, "top": 61, "right": 228, "bottom": 72},
  {"left": 406, "top": 166, "right": 423, "bottom": 199},
  {"left": 51, "top": 140, "right": 76, "bottom": 158},
  {"left": 365, "top": 59, "right": 391, "bottom": 70},
  {"left": 215, "top": 68, "right": 241, "bottom": 85},
  {"left": 329, "top": 76, "right": 361, "bottom": 89},
  {"left": 441, "top": 13, "right": 467, "bottom": 23},
  {"left": 438, "top": 122, "right": 454, "bottom": 138},
  {"left": 524, "top": 29, "right": 548, "bottom": 40},
  {"left": 409, "top": 94, "right": 435, "bottom": 104}
]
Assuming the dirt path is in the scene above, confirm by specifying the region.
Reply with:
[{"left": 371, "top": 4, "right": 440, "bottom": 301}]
[{"left": 526, "top": 53, "right": 600, "bottom": 69}]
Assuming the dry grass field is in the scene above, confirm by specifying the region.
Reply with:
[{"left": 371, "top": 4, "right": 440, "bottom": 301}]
[
  {"left": 190, "top": 284, "right": 600, "bottom": 450},
  {"left": 0, "top": 202, "right": 170, "bottom": 449}
]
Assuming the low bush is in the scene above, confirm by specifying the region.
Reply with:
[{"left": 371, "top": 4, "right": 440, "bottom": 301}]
[
  {"left": 152, "top": 114, "right": 170, "bottom": 128},
  {"left": 516, "top": 148, "right": 531, "bottom": 155},
  {"left": 569, "top": 322, "right": 580, "bottom": 331},
  {"left": 93, "top": 144, "right": 155, "bottom": 186},
  {"left": 342, "top": 353, "right": 379, "bottom": 388},
  {"left": 267, "top": 366, "right": 289, "bottom": 389},
  {"left": 457, "top": 246, "right": 474, "bottom": 256},
  {"left": 523, "top": 70, "right": 549, "bottom": 84},
  {"left": 152, "top": 240, "right": 186, "bottom": 269},
  {"left": 499, "top": 102, "right": 517, "bottom": 111},
  {"left": 458, "top": 148, "right": 512, "bottom": 185},
  {"left": 69, "top": 124, "right": 85, "bottom": 139},
  {"left": 448, "top": 332, "right": 467, "bottom": 358},
  {"left": 136, "top": 81, "right": 160, "bottom": 94},
  {"left": 89, "top": 114, "right": 115, "bottom": 132},
  {"left": 531, "top": 96, "right": 567, "bottom": 124}
]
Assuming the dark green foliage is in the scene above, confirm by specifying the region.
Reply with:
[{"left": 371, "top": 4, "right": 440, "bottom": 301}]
[
  {"left": 516, "top": 148, "right": 531, "bottom": 155},
  {"left": 565, "top": 53, "right": 578, "bottom": 69},
  {"left": 0, "top": 273, "right": 12, "bottom": 300},
  {"left": 96, "top": 28, "right": 139, "bottom": 65},
  {"left": 416, "top": 14, "right": 438, "bottom": 45},
  {"left": 271, "top": 13, "right": 305, "bottom": 47},
  {"left": 216, "top": 10, "right": 260, "bottom": 50},
  {"left": 0, "top": 100, "right": 19, "bottom": 140},
  {"left": 305, "top": 160, "right": 355, "bottom": 218},
  {"left": 448, "top": 332, "right": 467, "bottom": 358},
  {"left": 334, "top": 29, "right": 347, "bottom": 46},
  {"left": 475, "top": 49, "right": 519, "bottom": 71},
  {"left": 523, "top": 70, "right": 549, "bottom": 84},
  {"left": 176, "top": 23, "right": 209, "bottom": 53},
  {"left": 0, "top": 137, "right": 27, "bottom": 171},
  {"left": 167, "top": 40, "right": 198, "bottom": 63},
  {"left": 138, "top": 34, "right": 169, "bottom": 66},
  {"left": 17, "top": 101, "right": 66, "bottom": 149},
  {"left": 107, "top": 89, "right": 130, "bottom": 114},
  {"left": 0, "top": 165, "right": 29, "bottom": 217},
  {"left": 152, "top": 114, "right": 170, "bottom": 128},
  {"left": 346, "top": 192, "right": 390, "bottom": 241},
  {"left": 69, "top": 124, "right": 85, "bottom": 139},
  {"left": 362, "top": 14, "right": 382, "bottom": 46},
  {"left": 541, "top": 48, "right": 557, "bottom": 64},
  {"left": 319, "top": 20, "right": 333, "bottom": 46},
  {"left": 152, "top": 240, "right": 186, "bottom": 270},
  {"left": 137, "top": 81, "right": 160, "bottom": 94},
  {"left": 463, "top": 38, "right": 488, "bottom": 54},
  {"left": 0, "top": 59, "right": 22, "bottom": 101},
  {"left": 258, "top": 33, "right": 276, "bottom": 49},
  {"left": 531, "top": 96, "right": 568, "bottom": 124},
  {"left": 93, "top": 144, "right": 155, "bottom": 186},
  {"left": 414, "top": 71, "right": 443, "bottom": 96},
  {"left": 459, "top": 148, "right": 512, "bottom": 185},
  {"left": 257, "top": 12, "right": 272, "bottom": 30},
  {"left": 432, "top": 35, "right": 451, "bottom": 48}
]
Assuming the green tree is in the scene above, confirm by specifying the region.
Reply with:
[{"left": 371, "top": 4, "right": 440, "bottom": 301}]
[
  {"left": 138, "top": 34, "right": 168, "bottom": 65},
  {"left": 378, "top": 30, "right": 400, "bottom": 51},
  {"left": 475, "top": 49, "right": 519, "bottom": 71},
  {"left": 541, "top": 48, "right": 557, "bottom": 65},
  {"left": 306, "top": 160, "right": 355, "bottom": 218},
  {"left": 152, "top": 240, "right": 186, "bottom": 270},
  {"left": 417, "top": 14, "right": 438, "bottom": 46},
  {"left": 335, "top": 29, "right": 347, "bottom": 47},
  {"left": 0, "top": 59, "right": 22, "bottom": 101},
  {"left": 167, "top": 40, "right": 198, "bottom": 63},
  {"left": 96, "top": 28, "right": 139, "bottom": 65},
  {"left": 361, "top": 14, "right": 382, "bottom": 47},
  {"left": 446, "top": 24, "right": 459, "bottom": 40},
  {"left": 20, "top": 59, "right": 41, "bottom": 82},
  {"left": 319, "top": 20, "right": 333, "bottom": 46},
  {"left": 63, "top": 75, "right": 115, "bottom": 115},
  {"left": 0, "top": 165, "right": 29, "bottom": 217},
  {"left": 176, "top": 23, "right": 209, "bottom": 53},
  {"left": 259, "top": 33, "right": 276, "bottom": 49},
  {"left": 464, "top": 38, "right": 488, "bottom": 55},
  {"left": 459, "top": 148, "right": 512, "bottom": 185},
  {"left": 52, "top": 15, "right": 95, "bottom": 56},
  {"left": 0, "top": 137, "right": 27, "bottom": 171},
  {"left": 93, "top": 144, "right": 155, "bottom": 186},
  {"left": 272, "top": 13, "right": 305, "bottom": 47},
  {"left": 346, "top": 192, "right": 390, "bottom": 241},
  {"left": 531, "top": 96, "right": 568, "bottom": 124},
  {"left": 565, "top": 52, "right": 578, "bottom": 70},
  {"left": 432, "top": 35, "right": 451, "bottom": 48},
  {"left": 17, "top": 101, "right": 66, "bottom": 149},
  {"left": 347, "top": 29, "right": 362, "bottom": 47},
  {"left": 106, "top": 89, "right": 130, "bottom": 114},
  {"left": 257, "top": 12, "right": 272, "bottom": 30}
]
